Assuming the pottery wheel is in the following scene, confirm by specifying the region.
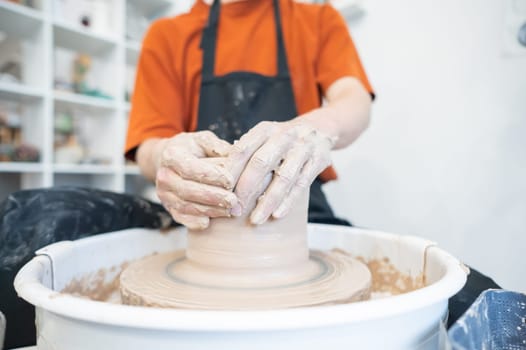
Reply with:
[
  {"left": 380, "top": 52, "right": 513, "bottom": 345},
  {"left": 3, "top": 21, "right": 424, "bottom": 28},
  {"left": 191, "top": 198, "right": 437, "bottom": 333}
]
[{"left": 120, "top": 192, "right": 372, "bottom": 310}]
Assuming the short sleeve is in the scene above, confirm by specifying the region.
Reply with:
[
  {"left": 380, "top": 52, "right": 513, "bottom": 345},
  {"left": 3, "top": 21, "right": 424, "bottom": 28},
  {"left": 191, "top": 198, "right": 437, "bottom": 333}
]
[
  {"left": 124, "top": 19, "right": 185, "bottom": 161},
  {"left": 316, "top": 5, "right": 374, "bottom": 99}
]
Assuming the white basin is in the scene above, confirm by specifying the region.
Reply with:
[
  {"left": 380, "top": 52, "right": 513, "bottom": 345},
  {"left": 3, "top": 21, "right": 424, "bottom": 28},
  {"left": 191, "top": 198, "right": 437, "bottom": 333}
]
[{"left": 14, "top": 224, "right": 467, "bottom": 350}]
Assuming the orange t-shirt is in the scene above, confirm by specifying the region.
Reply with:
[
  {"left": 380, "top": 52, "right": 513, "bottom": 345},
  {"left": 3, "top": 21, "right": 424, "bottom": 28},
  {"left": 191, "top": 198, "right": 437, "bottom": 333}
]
[{"left": 125, "top": 0, "right": 373, "bottom": 182}]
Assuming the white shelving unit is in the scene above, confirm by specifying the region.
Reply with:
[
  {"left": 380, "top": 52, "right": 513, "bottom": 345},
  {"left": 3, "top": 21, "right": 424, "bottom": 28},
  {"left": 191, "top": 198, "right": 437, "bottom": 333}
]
[
  {"left": 0, "top": 0, "right": 184, "bottom": 199},
  {"left": 0, "top": 1, "right": 44, "bottom": 37},
  {"left": 53, "top": 90, "right": 118, "bottom": 110},
  {"left": 0, "top": 81, "right": 45, "bottom": 101}
]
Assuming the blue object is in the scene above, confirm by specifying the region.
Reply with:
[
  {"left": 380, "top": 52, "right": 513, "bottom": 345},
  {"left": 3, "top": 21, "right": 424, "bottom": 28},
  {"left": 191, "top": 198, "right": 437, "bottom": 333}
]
[{"left": 448, "top": 289, "right": 526, "bottom": 349}]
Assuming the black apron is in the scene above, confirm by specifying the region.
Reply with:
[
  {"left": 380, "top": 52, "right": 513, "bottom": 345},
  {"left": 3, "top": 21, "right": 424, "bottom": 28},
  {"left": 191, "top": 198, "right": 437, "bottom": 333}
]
[{"left": 196, "top": 0, "right": 344, "bottom": 224}]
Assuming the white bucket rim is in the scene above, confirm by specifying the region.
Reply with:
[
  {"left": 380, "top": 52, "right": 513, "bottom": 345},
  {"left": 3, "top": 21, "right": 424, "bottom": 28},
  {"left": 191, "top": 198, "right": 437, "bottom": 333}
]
[{"left": 14, "top": 224, "right": 468, "bottom": 332}]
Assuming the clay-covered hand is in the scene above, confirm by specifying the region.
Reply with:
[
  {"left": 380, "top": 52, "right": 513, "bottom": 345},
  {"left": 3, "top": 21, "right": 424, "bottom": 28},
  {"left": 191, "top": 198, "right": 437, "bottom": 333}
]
[
  {"left": 228, "top": 120, "right": 336, "bottom": 224},
  {"left": 154, "top": 131, "right": 241, "bottom": 230}
]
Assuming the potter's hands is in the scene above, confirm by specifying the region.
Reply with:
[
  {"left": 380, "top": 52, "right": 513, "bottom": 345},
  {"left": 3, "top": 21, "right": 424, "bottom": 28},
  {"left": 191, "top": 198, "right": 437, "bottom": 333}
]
[
  {"left": 229, "top": 120, "right": 337, "bottom": 225},
  {"left": 154, "top": 131, "right": 241, "bottom": 230}
]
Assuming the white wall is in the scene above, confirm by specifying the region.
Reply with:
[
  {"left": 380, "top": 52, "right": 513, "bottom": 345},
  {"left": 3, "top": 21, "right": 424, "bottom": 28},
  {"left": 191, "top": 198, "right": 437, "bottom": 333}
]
[{"left": 325, "top": 0, "right": 526, "bottom": 291}]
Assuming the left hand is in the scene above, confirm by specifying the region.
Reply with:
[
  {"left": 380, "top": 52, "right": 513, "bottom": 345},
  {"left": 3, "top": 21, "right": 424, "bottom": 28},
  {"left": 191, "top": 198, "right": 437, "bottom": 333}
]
[{"left": 228, "top": 120, "right": 336, "bottom": 225}]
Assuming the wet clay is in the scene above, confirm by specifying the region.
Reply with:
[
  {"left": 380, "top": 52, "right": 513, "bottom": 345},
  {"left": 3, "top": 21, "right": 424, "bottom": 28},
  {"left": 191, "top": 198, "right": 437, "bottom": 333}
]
[
  {"left": 62, "top": 263, "right": 129, "bottom": 303},
  {"left": 331, "top": 248, "right": 426, "bottom": 296},
  {"left": 61, "top": 253, "right": 424, "bottom": 303},
  {"left": 120, "top": 249, "right": 371, "bottom": 309},
  {"left": 359, "top": 257, "right": 425, "bottom": 295},
  {"left": 119, "top": 192, "right": 372, "bottom": 309}
]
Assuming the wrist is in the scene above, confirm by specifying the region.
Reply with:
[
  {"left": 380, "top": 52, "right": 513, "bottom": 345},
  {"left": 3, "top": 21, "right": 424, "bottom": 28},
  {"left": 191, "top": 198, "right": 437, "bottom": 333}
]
[
  {"left": 152, "top": 138, "right": 169, "bottom": 171},
  {"left": 137, "top": 138, "right": 169, "bottom": 181},
  {"left": 293, "top": 110, "right": 339, "bottom": 149}
]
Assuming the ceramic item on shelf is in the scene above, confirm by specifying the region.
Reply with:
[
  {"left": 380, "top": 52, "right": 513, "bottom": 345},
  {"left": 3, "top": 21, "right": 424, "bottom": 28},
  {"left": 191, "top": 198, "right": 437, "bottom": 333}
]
[
  {"left": 0, "top": 102, "right": 41, "bottom": 162},
  {"left": 72, "top": 54, "right": 91, "bottom": 94},
  {"left": 54, "top": 135, "right": 84, "bottom": 164},
  {"left": 13, "top": 144, "right": 40, "bottom": 162}
]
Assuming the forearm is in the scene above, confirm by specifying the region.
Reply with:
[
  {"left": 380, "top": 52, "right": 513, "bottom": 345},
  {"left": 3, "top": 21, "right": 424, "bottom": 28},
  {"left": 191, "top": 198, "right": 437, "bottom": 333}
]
[
  {"left": 136, "top": 138, "right": 168, "bottom": 181},
  {"left": 297, "top": 77, "right": 372, "bottom": 150}
]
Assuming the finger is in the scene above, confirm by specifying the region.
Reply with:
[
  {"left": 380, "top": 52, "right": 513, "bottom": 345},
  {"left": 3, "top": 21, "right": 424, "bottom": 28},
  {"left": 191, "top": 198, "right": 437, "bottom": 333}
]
[
  {"left": 167, "top": 207, "right": 210, "bottom": 230},
  {"left": 161, "top": 146, "right": 234, "bottom": 189},
  {"left": 226, "top": 121, "right": 278, "bottom": 182},
  {"left": 156, "top": 167, "right": 238, "bottom": 209},
  {"left": 272, "top": 153, "right": 330, "bottom": 219},
  {"left": 235, "top": 128, "right": 297, "bottom": 208},
  {"left": 238, "top": 170, "right": 273, "bottom": 217},
  {"left": 159, "top": 191, "right": 232, "bottom": 218},
  {"left": 194, "top": 130, "right": 232, "bottom": 157},
  {"left": 250, "top": 143, "right": 313, "bottom": 225}
]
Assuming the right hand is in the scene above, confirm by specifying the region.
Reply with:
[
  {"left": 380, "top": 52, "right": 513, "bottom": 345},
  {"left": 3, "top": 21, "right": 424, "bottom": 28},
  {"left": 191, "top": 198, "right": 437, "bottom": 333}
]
[
  {"left": 227, "top": 120, "right": 335, "bottom": 225},
  {"left": 154, "top": 131, "right": 242, "bottom": 230}
]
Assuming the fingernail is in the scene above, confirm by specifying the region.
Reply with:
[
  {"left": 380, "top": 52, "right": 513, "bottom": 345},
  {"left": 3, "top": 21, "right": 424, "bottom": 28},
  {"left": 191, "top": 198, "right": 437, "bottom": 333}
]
[
  {"left": 225, "top": 194, "right": 238, "bottom": 207},
  {"left": 230, "top": 203, "right": 242, "bottom": 217},
  {"left": 223, "top": 173, "right": 235, "bottom": 190},
  {"left": 250, "top": 211, "right": 266, "bottom": 225}
]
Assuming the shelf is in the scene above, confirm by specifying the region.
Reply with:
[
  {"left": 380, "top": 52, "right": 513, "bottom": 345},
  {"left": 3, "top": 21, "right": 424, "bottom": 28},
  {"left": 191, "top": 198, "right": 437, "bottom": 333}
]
[
  {"left": 0, "top": 81, "right": 44, "bottom": 102},
  {"left": 0, "top": 162, "right": 43, "bottom": 173},
  {"left": 125, "top": 40, "right": 141, "bottom": 65},
  {"left": 127, "top": 0, "right": 172, "bottom": 18},
  {"left": 54, "top": 91, "right": 116, "bottom": 111},
  {"left": 53, "top": 21, "right": 118, "bottom": 55},
  {"left": 53, "top": 164, "right": 117, "bottom": 174},
  {"left": 0, "top": 1, "right": 43, "bottom": 38},
  {"left": 124, "top": 164, "right": 141, "bottom": 175}
]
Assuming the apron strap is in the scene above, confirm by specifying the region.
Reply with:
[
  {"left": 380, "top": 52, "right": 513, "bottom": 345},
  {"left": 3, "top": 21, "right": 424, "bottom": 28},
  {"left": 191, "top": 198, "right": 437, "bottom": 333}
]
[
  {"left": 200, "top": 0, "right": 220, "bottom": 80},
  {"left": 272, "top": 0, "right": 290, "bottom": 77},
  {"left": 200, "top": 0, "right": 290, "bottom": 80}
]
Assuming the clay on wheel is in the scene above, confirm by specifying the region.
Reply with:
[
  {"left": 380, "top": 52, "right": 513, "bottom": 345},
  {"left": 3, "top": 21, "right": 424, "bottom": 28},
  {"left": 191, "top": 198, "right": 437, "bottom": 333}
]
[{"left": 120, "top": 191, "right": 372, "bottom": 309}]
